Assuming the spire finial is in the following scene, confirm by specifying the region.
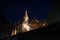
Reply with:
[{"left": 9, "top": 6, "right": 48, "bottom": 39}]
[{"left": 25, "top": 10, "right": 28, "bottom": 16}]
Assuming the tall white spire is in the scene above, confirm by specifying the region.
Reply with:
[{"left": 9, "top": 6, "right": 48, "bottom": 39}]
[
  {"left": 24, "top": 10, "right": 29, "bottom": 22},
  {"left": 25, "top": 10, "right": 28, "bottom": 17},
  {"left": 22, "top": 10, "right": 31, "bottom": 32}
]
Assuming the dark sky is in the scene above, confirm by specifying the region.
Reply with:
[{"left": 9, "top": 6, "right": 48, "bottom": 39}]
[{"left": 1, "top": 0, "right": 52, "bottom": 24}]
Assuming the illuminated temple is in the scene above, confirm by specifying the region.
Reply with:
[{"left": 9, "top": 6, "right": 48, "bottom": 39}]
[{"left": 11, "top": 10, "right": 47, "bottom": 36}]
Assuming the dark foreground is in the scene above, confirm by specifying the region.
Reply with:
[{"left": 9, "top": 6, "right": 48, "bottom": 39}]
[{"left": 0, "top": 22, "right": 59, "bottom": 40}]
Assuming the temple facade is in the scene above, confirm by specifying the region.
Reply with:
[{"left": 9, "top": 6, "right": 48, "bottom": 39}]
[{"left": 11, "top": 10, "right": 47, "bottom": 36}]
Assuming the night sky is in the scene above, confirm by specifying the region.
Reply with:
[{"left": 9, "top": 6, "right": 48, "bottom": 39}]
[{"left": 1, "top": 0, "right": 52, "bottom": 25}]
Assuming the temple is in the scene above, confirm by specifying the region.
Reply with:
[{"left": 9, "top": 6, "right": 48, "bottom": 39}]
[{"left": 11, "top": 10, "right": 47, "bottom": 36}]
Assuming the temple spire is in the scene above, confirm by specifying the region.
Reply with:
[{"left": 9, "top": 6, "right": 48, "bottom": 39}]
[
  {"left": 25, "top": 10, "right": 28, "bottom": 17},
  {"left": 24, "top": 10, "right": 29, "bottom": 22}
]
